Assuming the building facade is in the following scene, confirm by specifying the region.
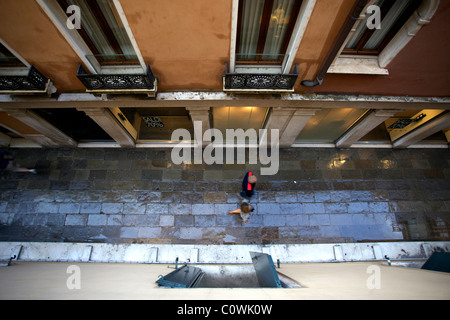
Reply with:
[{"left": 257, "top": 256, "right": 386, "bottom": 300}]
[{"left": 0, "top": 0, "right": 449, "bottom": 149}]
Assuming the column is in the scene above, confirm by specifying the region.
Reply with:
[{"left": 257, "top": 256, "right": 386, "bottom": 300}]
[
  {"left": 265, "top": 108, "right": 320, "bottom": 147},
  {"left": 186, "top": 106, "right": 211, "bottom": 146},
  {"left": 4, "top": 108, "right": 77, "bottom": 147},
  {"left": 336, "top": 109, "right": 398, "bottom": 148},
  {"left": 393, "top": 112, "right": 450, "bottom": 148},
  {"left": 77, "top": 107, "right": 135, "bottom": 147},
  {"left": 280, "top": 108, "right": 320, "bottom": 147}
]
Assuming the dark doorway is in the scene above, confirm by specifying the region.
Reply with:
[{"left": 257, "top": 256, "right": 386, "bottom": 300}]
[{"left": 33, "top": 108, "right": 114, "bottom": 143}]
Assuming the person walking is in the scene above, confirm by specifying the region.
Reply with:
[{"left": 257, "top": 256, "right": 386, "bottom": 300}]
[
  {"left": 0, "top": 150, "right": 36, "bottom": 173},
  {"left": 228, "top": 198, "right": 254, "bottom": 224},
  {"left": 240, "top": 171, "right": 257, "bottom": 199}
]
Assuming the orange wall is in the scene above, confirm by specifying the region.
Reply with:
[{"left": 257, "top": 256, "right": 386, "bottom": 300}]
[
  {"left": 0, "top": 0, "right": 85, "bottom": 92},
  {"left": 121, "top": 0, "right": 232, "bottom": 90}
]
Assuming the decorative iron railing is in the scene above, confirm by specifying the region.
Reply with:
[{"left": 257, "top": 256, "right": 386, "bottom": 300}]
[
  {"left": 76, "top": 63, "right": 156, "bottom": 92},
  {"left": 0, "top": 65, "right": 50, "bottom": 91},
  {"left": 223, "top": 63, "right": 298, "bottom": 92}
]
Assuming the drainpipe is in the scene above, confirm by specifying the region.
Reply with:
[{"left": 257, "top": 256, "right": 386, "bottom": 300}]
[{"left": 301, "top": 0, "right": 369, "bottom": 87}]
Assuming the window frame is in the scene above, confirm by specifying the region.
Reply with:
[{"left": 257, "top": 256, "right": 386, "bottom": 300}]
[
  {"left": 56, "top": 0, "right": 139, "bottom": 66},
  {"left": 235, "top": 0, "right": 303, "bottom": 65},
  {"left": 341, "top": 0, "right": 422, "bottom": 56},
  {"left": 329, "top": 0, "right": 439, "bottom": 75},
  {"left": 229, "top": 0, "right": 316, "bottom": 75},
  {"left": 0, "top": 39, "right": 31, "bottom": 76},
  {"left": 37, "top": 0, "right": 146, "bottom": 74},
  {"left": 0, "top": 43, "right": 27, "bottom": 68}
]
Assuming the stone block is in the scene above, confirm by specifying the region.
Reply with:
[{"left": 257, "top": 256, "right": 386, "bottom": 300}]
[
  {"left": 204, "top": 192, "right": 227, "bottom": 203},
  {"left": 324, "top": 203, "right": 348, "bottom": 214},
  {"left": 137, "top": 191, "right": 161, "bottom": 202},
  {"left": 33, "top": 205, "right": 55, "bottom": 219},
  {"left": 275, "top": 192, "right": 298, "bottom": 203},
  {"left": 303, "top": 203, "right": 325, "bottom": 214},
  {"left": 138, "top": 227, "right": 161, "bottom": 238},
  {"left": 87, "top": 214, "right": 107, "bottom": 226},
  {"left": 192, "top": 204, "right": 215, "bottom": 215},
  {"left": 285, "top": 214, "right": 309, "bottom": 226},
  {"left": 348, "top": 202, "right": 369, "bottom": 214},
  {"left": 169, "top": 203, "right": 192, "bottom": 215},
  {"left": 263, "top": 214, "right": 286, "bottom": 226},
  {"left": 123, "top": 202, "right": 147, "bottom": 214},
  {"left": 329, "top": 214, "right": 353, "bottom": 225},
  {"left": 80, "top": 203, "right": 102, "bottom": 214},
  {"left": 258, "top": 203, "right": 281, "bottom": 214},
  {"left": 297, "top": 191, "right": 315, "bottom": 202},
  {"left": 160, "top": 215, "right": 174, "bottom": 227},
  {"left": 175, "top": 215, "right": 194, "bottom": 227},
  {"left": 65, "top": 215, "right": 87, "bottom": 226},
  {"left": 146, "top": 203, "right": 169, "bottom": 215},
  {"left": 280, "top": 203, "right": 302, "bottom": 214},
  {"left": 59, "top": 203, "right": 81, "bottom": 214},
  {"left": 107, "top": 214, "right": 123, "bottom": 226},
  {"left": 195, "top": 215, "right": 216, "bottom": 227},
  {"left": 309, "top": 214, "right": 330, "bottom": 225},
  {"left": 101, "top": 203, "right": 123, "bottom": 214},
  {"left": 179, "top": 227, "right": 203, "bottom": 240}
]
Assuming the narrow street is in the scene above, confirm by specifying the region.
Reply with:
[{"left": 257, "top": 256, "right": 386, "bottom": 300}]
[{"left": 1, "top": 147, "right": 449, "bottom": 244}]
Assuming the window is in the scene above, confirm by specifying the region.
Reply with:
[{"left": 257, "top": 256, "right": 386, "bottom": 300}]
[
  {"left": 236, "top": 0, "right": 302, "bottom": 65},
  {"left": 342, "top": 0, "right": 422, "bottom": 56},
  {"left": 57, "top": 0, "right": 139, "bottom": 66},
  {"left": 295, "top": 108, "right": 368, "bottom": 144}
]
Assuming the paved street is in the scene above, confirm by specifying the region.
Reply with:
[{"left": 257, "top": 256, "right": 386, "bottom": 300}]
[{"left": 0, "top": 147, "right": 449, "bottom": 244}]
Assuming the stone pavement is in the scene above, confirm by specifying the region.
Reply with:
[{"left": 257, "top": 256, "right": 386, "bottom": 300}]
[{"left": 0, "top": 147, "right": 449, "bottom": 245}]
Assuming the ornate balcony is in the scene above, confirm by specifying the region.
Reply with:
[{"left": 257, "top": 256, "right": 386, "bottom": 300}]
[
  {"left": 223, "top": 64, "right": 298, "bottom": 93},
  {"left": 76, "top": 63, "right": 157, "bottom": 97},
  {"left": 0, "top": 65, "right": 56, "bottom": 95}
]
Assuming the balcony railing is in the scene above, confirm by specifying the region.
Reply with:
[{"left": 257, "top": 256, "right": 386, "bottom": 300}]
[
  {"left": 76, "top": 63, "right": 157, "bottom": 97},
  {"left": 0, "top": 65, "right": 55, "bottom": 95},
  {"left": 223, "top": 63, "right": 298, "bottom": 93}
]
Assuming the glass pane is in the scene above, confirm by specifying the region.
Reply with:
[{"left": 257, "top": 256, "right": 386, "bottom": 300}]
[
  {"left": 96, "top": 0, "right": 136, "bottom": 57},
  {"left": 213, "top": 107, "right": 268, "bottom": 130},
  {"left": 295, "top": 108, "right": 367, "bottom": 143},
  {"left": 344, "top": 0, "right": 384, "bottom": 50},
  {"left": 344, "top": 15, "right": 369, "bottom": 50},
  {"left": 238, "top": 0, "right": 266, "bottom": 61},
  {"left": 66, "top": 0, "right": 136, "bottom": 62},
  {"left": 262, "top": 0, "right": 296, "bottom": 60},
  {"left": 363, "top": 0, "right": 413, "bottom": 50},
  {"left": 359, "top": 123, "right": 391, "bottom": 143},
  {"left": 67, "top": 0, "right": 115, "bottom": 56}
]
